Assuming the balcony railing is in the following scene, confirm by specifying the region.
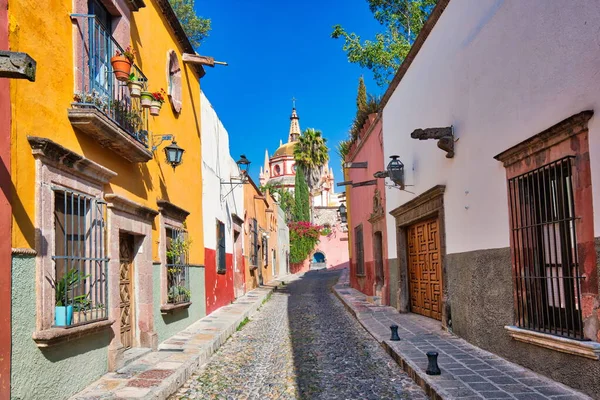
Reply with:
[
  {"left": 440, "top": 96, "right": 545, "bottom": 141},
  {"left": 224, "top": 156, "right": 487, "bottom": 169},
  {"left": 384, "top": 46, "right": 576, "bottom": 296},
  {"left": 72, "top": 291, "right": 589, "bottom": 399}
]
[{"left": 71, "top": 14, "right": 149, "bottom": 148}]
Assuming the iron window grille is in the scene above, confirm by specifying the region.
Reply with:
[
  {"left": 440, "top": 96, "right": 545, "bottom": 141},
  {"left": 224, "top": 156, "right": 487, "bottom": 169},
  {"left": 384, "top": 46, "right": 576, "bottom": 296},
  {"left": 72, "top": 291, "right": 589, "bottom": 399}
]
[
  {"left": 355, "top": 225, "right": 365, "bottom": 275},
  {"left": 52, "top": 188, "right": 109, "bottom": 327},
  {"left": 71, "top": 13, "right": 149, "bottom": 146},
  {"left": 217, "top": 220, "right": 226, "bottom": 273},
  {"left": 166, "top": 227, "right": 191, "bottom": 304},
  {"left": 262, "top": 236, "right": 269, "bottom": 267},
  {"left": 508, "top": 156, "right": 585, "bottom": 339},
  {"left": 250, "top": 219, "right": 258, "bottom": 267}
]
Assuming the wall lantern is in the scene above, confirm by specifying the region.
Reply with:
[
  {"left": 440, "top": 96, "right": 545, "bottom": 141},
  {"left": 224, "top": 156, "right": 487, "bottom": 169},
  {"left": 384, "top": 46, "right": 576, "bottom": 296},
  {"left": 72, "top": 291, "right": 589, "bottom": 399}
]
[
  {"left": 338, "top": 203, "right": 347, "bottom": 224},
  {"left": 387, "top": 155, "right": 405, "bottom": 189},
  {"left": 220, "top": 154, "right": 252, "bottom": 201},
  {"left": 152, "top": 134, "right": 185, "bottom": 170},
  {"left": 236, "top": 154, "right": 251, "bottom": 178}
]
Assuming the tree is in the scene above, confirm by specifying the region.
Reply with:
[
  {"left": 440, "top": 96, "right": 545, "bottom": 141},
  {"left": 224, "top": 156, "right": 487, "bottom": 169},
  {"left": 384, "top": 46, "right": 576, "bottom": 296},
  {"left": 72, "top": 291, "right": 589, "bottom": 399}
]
[
  {"left": 357, "top": 76, "right": 367, "bottom": 111},
  {"left": 260, "top": 183, "right": 295, "bottom": 221},
  {"left": 293, "top": 128, "right": 330, "bottom": 209},
  {"left": 169, "top": 0, "right": 211, "bottom": 48},
  {"left": 331, "top": 0, "right": 437, "bottom": 87},
  {"left": 292, "top": 168, "right": 310, "bottom": 222}
]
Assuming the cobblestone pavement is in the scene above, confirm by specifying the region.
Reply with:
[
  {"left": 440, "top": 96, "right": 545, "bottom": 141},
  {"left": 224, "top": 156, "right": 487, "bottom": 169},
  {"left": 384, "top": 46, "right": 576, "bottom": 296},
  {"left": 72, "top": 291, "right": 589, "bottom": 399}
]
[{"left": 170, "top": 269, "right": 427, "bottom": 400}]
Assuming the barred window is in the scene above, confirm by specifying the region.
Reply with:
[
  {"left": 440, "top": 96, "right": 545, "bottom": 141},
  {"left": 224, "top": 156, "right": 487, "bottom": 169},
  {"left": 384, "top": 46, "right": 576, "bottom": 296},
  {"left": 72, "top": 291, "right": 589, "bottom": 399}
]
[
  {"left": 166, "top": 227, "right": 190, "bottom": 304},
  {"left": 262, "top": 235, "right": 269, "bottom": 266},
  {"left": 508, "top": 157, "right": 584, "bottom": 339},
  {"left": 53, "top": 189, "right": 108, "bottom": 327},
  {"left": 355, "top": 225, "right": 365, "bottom": 276},
  {"left": 216, "top": 220, "right": 226, "bottom": 274},
  {"left": 250, "top": 219, "right": 258, "bottom": 267}
]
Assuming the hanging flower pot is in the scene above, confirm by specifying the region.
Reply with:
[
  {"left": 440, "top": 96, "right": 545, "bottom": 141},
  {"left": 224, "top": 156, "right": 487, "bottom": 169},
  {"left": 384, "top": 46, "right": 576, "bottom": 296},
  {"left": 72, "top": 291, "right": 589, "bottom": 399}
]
[
  {"left": 140, "top": 92, "right": 153, "bottom": 108},
  {"left": 127, "top": 76, "right": 144, "bottom": 98},
  {"left": 150, "top": 100, "right": 162, "bottom": 116},
  {"left": 111, "top": 46, "right": 136, "bottom": 81}
]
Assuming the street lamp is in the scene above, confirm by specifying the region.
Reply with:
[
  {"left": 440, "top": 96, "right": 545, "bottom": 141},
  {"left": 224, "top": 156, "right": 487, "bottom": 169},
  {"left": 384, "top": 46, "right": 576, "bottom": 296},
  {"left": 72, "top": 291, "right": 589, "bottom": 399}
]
[
  {"left": 338, "top": 203, "right": 347, "bottom": 224},
  {"left": 164, "top": 139, "right": 185, "bottom": 169},
  {"left": 220, "top": 154, "right": 252, "bottom": 201},
  {"left": 236, "top": 154, "right": 250, "bottom": 179}
]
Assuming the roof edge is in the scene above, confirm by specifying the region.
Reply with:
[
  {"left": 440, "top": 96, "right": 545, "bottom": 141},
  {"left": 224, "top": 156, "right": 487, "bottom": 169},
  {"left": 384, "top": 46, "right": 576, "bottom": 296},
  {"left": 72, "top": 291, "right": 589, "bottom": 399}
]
[{"left": 379, "top": 0, "right": 451, "bottom": 111}]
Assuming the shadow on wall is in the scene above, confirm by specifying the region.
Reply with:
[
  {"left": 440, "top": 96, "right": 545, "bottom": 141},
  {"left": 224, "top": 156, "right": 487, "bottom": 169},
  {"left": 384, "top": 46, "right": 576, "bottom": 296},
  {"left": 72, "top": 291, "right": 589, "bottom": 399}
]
[
  {"left": 41, "top": 330, "right": 113, "bottom": 363},
  {"left": 161, "top": 309, "right": 189, "bottom": 325}
]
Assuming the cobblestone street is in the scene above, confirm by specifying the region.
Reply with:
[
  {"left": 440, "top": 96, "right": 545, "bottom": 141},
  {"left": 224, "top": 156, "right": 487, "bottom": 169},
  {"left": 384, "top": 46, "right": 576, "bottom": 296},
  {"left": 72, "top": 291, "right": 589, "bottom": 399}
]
[{"left": 170, "top": 269, "right": 427, "bottom": 400}]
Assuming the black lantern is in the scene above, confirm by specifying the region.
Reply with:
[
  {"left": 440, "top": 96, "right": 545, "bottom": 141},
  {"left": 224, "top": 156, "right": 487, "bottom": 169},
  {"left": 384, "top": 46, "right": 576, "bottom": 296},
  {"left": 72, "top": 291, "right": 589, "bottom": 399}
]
[
  {"left": 164, "top": 139, "right": 185, "bottom": 169},
  {"left": 236, "top": 154, "right": 251, "bottom": 177},
  {"left": 338, "top": 203, "right": 347, "bottom": 224},
  {"left": 387, "top": 155, "right": 405, "bottom": 189}
]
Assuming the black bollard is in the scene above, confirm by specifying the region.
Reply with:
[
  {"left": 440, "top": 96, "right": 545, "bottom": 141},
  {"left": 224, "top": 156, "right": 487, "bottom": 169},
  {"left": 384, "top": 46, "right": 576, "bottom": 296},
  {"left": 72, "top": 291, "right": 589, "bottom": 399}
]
[
  {"left": 426, "top": 351, "right": 441, "bottom": 375},
  {"left": 390, "top": 325, "right": 401, "bottom": 341}
]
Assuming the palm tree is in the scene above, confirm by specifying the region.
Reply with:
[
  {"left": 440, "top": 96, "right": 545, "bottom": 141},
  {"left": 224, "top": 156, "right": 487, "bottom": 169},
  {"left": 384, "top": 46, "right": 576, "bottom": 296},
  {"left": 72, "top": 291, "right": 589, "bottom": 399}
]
[{"left": 294, "top": 128, "right": 329, "bottom": 219}]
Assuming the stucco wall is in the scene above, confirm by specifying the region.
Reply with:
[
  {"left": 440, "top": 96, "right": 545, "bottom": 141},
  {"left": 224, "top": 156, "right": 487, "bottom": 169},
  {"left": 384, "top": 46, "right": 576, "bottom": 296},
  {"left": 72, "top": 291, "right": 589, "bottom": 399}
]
[
  {"left": 11, "top": 255, "right": 110, "bottom": 400},
  {"left": 447, "top": 248, "right": 600, "bottom": 398},
  {"left": 276, "top": 206, "right": 289, "bottom": 277},
  {"left": 153, "top": 263, "right": 205, "bottom": 343},
  {"left": 383, "top": 0, "right": 600, "bottom": 258}
]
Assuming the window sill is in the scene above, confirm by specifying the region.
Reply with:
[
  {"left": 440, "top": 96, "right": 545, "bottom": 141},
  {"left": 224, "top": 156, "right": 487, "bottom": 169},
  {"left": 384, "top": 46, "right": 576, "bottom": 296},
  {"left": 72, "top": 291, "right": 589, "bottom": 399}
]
[
  {"left": 505, "top": 325, "right": 600, "bottom": 360},
  {"left": 217, "top": 269, "right": 227, "bottom": 275},
  {"left": 356, "top": 273, "right": 366, "bottom": 278},
  {"left": 32, "top": 319, "right": 114, "bottom": 348},
  {"left": 160, "top": 302, "right": 192, "bottom": 314}
]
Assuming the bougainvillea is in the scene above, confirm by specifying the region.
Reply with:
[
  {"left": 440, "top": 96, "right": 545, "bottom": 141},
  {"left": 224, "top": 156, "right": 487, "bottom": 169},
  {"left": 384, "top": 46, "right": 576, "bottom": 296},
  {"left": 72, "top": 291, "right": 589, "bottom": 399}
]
[{"left": 289, "top": 221, "right": 322, "bottom": 263}]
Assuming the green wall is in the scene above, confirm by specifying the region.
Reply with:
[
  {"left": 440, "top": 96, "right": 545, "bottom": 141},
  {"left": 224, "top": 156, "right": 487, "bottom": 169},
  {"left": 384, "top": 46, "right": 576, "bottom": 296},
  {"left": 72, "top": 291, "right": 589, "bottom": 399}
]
[
  {"left": 11, "top": 255, "right": 110, "bottom": 400},
  {"left": 153, "top": 263, "right": 206, "bottom": 343}
]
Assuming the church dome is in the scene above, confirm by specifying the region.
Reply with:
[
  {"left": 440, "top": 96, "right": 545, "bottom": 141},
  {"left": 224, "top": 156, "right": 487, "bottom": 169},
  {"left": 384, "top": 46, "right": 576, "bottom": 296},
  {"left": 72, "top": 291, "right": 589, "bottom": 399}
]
[{"left": 273, "top": 142, "right": 296, "bottom": 157}]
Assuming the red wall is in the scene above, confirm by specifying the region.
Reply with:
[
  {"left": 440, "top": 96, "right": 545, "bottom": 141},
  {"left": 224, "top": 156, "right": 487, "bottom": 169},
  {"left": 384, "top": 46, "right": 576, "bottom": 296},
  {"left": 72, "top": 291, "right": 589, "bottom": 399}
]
[
  {"left": 204, "top": 249, "right": 235, "bottom": 315},
  {"left": 0, "top": 0, "right": 11, "bottom": 397},
  {"left": 347, "top": 116, "right": 390, "bottom": 304}
]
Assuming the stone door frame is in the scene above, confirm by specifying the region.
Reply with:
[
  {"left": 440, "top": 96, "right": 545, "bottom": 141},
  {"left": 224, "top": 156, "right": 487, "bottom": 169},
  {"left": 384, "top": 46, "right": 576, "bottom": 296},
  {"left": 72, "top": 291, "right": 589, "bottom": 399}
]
[{"left": 390, "top": 185, "right": 450, "bottom": 328}]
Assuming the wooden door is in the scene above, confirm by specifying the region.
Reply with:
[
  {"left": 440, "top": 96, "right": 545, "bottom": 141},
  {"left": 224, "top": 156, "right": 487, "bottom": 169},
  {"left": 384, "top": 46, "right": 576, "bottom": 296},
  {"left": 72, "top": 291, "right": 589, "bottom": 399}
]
[
  {"left": 407, "top": 218, "right": 442, "bottom": 320},
  {"left": 119, "top": 234, "right": 135, "bottom": 349},
  {"left": 374, "top": 231, "right": 384, "bottom": 290}
]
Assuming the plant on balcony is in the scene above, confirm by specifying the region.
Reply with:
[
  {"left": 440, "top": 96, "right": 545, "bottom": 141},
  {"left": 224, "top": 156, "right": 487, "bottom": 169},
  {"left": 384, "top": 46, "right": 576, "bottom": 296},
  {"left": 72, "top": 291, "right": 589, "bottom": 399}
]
[
  {"left": 73, "top": 90, "right": 109, "bottom": 112},
  {"left": 111, "top": 45, "right": 136, "bottom": 81},
  {"left": 110, "top": 99, "right": 143, "bottom": 134},
  {"left": 150, "top": 89, "right": 167, "bottom": 116},
  {"left": 127, "top": 73, "right": 144, "bottom": 98},
  {"left": 140, "top": 91, "right": 153, "bottom": 108}
]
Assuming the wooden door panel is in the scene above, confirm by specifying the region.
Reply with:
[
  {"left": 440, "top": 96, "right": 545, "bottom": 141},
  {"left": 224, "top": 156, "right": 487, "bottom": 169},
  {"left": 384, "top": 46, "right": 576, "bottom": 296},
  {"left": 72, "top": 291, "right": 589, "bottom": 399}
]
[
  {"left": 407, "top": 218, "right": 442, "bottom": 320},
  {"left": 119, "top": 234, "right": 134, "bottom": 349}
]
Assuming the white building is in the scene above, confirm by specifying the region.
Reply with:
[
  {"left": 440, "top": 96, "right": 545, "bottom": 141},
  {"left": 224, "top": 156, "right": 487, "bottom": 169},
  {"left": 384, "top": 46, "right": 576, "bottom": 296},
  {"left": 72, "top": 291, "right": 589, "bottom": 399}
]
[
  {"left": 201, "top": 92, "right": 246, "bottom": 313},
  {"left": 381, "top": 0, "right": 600, "bottom": 396}
]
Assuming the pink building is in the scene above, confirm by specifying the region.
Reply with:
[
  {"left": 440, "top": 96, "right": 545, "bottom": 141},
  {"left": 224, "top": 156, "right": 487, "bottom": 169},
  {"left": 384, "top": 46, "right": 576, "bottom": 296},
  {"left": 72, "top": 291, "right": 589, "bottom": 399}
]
[{"left": 346, "top": 115, "right": 389, "bottom": 304}]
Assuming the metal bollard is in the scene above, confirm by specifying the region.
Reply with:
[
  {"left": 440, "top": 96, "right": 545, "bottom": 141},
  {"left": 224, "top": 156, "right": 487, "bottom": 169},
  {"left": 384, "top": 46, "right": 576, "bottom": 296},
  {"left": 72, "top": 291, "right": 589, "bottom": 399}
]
[
  {"left": 390, "top": 325, "right": 401, "bottom": 341},
  {"left": 426, "top": 351, "right": 441, "bottom": 375}
]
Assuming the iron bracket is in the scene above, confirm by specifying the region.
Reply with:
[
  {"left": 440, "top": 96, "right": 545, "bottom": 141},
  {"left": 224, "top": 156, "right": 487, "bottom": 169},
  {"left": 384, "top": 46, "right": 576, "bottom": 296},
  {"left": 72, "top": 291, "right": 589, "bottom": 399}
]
[{"left": 410, "top": 126, "right": 455, "bottom": 158}]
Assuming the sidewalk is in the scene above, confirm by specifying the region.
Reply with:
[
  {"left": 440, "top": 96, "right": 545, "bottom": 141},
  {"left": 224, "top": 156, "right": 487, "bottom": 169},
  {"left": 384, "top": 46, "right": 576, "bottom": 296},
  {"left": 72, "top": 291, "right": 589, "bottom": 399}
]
[
  {"left": 332, "top": 268, "right": 591, "bottom": 400},
  {"left": 72, "top": 274, "right": 300, "bottom": 400}
]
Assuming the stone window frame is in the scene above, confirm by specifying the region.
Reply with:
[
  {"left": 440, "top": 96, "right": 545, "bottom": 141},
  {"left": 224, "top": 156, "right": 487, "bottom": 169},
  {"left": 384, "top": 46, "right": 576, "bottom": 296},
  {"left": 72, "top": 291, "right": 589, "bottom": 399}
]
[
  {"left": 157, "top": 199, "right": 191, "bottom": 313},
  {"left": 495, "top": 110, "right": 600, "bottom": 358},
  {"left": 28, "top": 137, "right": 117, "bottom": 347},
  {"left": 167, "top": 50, "right": 182, "bottom": 113},
  {"left": 390, "top": 185, "right": 449, "bottom": 329}
]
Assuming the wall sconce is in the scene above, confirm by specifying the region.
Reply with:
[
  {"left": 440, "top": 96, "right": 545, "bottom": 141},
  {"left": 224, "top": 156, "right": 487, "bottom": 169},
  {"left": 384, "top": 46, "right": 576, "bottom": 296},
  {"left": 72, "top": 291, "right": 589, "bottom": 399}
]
[
  {"left": 374, "top": 155, "right": 408, "bottom": 190},
  {"left": 152, "top": 134, "right": 185, "bottom": 170},
  {"left": 220, "top": 154, "right": 252, "bottom": 201},
  {"left": 338, "top": 203, "right": 347, "bottom": 224}
]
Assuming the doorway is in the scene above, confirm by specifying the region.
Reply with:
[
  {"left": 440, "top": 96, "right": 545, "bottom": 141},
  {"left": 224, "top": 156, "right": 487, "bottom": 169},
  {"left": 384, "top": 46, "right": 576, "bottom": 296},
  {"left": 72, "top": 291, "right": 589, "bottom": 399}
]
[
  {"left": 407, "top": 218, "right": 442, "bottom": 320},
  {"left": 233, "top": 229, "right": 245, "bottom": 298},
  {"left": 373, "top": 231, "right": 384, "bottom": 296},
  {"left": 119, "top": 233, "right": 135, "bottom": 349}
]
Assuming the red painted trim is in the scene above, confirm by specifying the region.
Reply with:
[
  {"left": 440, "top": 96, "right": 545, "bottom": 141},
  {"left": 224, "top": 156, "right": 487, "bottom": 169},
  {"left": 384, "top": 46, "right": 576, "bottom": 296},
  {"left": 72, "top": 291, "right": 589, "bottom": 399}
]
[
  {"left": 0, "top": 0, "right": 11, "bottom": 397},
  {"left": 204, "top": 248, "right": 235, "bottom": 315}
]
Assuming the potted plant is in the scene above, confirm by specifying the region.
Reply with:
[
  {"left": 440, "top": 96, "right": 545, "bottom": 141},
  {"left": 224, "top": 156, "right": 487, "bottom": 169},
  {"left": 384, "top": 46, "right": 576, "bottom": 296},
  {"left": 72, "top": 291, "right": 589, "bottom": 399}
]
[
  {"left": 127, "top": 73, "right": 143, "bottom": 98},
  {"left": 111, "top": 45, "right": 136, "bottom": 81},
  {"left": 140, "top": 91, "right": 153, "bottom": 108},
  {"left": 51, "top": 268, "right": 89, "bottom": 327},
  {"left": 150, "top": 89, "right": 166, "bottom": 116}
]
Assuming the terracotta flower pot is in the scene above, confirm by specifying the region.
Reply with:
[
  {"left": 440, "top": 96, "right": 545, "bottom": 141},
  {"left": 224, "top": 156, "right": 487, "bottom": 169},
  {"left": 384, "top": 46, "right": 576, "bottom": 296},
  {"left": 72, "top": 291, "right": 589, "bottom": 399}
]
[
  {"left": 150, "top": 100, "right": 162, "bottom": 116},
  {"left": 110, "top": 55, "right": 132, "bottom": 81},
  {"left": 127, "top": 81, "right": 143, "bottom": 98},
  {"left": 140, "top": 92, "right": 153, "bottom": 108}
]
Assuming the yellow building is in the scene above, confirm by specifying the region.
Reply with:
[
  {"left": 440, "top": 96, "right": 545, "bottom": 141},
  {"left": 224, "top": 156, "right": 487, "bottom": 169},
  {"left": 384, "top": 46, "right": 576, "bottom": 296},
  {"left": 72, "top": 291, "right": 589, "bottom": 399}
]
[{"left": 8, "top": 0, "right": 206, "bottom": 398}]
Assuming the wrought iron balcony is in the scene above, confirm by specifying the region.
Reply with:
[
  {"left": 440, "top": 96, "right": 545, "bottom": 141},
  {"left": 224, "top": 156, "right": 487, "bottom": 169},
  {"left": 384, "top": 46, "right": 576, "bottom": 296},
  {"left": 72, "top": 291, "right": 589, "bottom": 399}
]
[{"left": 68, "top": 14, "right": 152, "bottom": 163}]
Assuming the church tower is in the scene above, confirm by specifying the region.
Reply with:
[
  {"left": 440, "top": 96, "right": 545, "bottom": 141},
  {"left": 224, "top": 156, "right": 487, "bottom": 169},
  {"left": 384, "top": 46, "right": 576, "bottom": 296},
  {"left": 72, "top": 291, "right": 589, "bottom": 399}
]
[{"left": 288, "top": 107, "right": 301, "bottom": 142}]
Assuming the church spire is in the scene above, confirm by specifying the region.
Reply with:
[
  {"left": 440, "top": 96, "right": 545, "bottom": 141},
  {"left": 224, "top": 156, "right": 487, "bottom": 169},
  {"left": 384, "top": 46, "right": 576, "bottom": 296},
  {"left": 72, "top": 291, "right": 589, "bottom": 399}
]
[
  {"left": 288, "top": 98, "right": 301, "bottom": 142},
  {"left": 263, "top": 149, "right": 269, "bottom": 175}
]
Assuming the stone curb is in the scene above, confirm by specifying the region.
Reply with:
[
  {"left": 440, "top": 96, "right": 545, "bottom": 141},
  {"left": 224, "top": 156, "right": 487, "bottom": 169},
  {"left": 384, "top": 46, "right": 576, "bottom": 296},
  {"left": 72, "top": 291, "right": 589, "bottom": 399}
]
[{"left": 72, "top": 274, "right": 299, "bottom": 400}]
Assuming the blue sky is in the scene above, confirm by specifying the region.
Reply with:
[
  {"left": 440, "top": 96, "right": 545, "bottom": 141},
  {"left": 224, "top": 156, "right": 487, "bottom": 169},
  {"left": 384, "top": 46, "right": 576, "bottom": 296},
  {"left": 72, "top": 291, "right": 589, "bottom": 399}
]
[{"left": 195, "top": 0, "right": 385, "bottom": 184}]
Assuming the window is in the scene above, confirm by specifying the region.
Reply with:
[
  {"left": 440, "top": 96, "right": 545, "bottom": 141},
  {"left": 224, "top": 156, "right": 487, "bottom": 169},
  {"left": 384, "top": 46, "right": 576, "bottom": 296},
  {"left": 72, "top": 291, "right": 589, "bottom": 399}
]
[
  {"left": 508, "top": 157, "right": 583, "bottom": 339},
  {"left": 262, "top": 235, "right": 269, "bottom": 266},
  {"left": 274, "top": 165, "right": 281, "bottom": 176},
  {"left": 272, "top": 248, "right": 276, "bottom": 268},
  {"left": 53, "top": 189, "right": 108, "bottom": 326},
  {"left": 216, "top": 220, "right": 226, "bottom": 274},
  {"left": 250, "top": 218, "right": 258, "bottom": 267},
  {"left": 167, "top": 50, "right": 182, "bottom": 113},
  {"left": 355, "top": 225, "right": 365, "bottom": 275},
  {"left": 166, "top": 227, "right": 190, "bottom": 304}
]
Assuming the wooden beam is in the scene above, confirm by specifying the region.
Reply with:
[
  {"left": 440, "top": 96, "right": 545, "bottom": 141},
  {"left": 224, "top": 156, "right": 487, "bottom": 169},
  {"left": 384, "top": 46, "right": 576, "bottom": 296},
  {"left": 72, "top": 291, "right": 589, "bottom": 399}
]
[
  {"left": 336, "top": 181, "right": 353, "bottom": 187},
  {"left": 0, "top": 51, "right": 36, "bottom": 81},
  {"left": 352, "top": 179, "right": 377, "bottom": 188}
]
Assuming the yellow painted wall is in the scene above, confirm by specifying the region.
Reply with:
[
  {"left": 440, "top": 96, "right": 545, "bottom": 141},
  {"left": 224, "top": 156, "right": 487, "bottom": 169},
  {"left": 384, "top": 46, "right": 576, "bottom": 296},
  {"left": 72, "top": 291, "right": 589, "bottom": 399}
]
[{"left": 9, "top": 0, "right": 204, "bottom": 264}]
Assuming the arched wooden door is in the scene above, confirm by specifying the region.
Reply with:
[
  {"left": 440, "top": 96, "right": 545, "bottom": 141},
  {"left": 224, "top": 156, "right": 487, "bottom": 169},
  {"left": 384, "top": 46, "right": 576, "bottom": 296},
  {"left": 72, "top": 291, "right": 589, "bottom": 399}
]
[{"left": 407, "top": 218, "right": 442, "bottom": 320}]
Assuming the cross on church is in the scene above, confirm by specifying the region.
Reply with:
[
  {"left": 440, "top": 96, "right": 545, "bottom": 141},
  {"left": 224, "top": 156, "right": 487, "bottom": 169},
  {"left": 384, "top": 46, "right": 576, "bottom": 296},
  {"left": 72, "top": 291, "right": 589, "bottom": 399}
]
[{"left": 292, "top": 97, "right": 296, "bottom": 109}]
